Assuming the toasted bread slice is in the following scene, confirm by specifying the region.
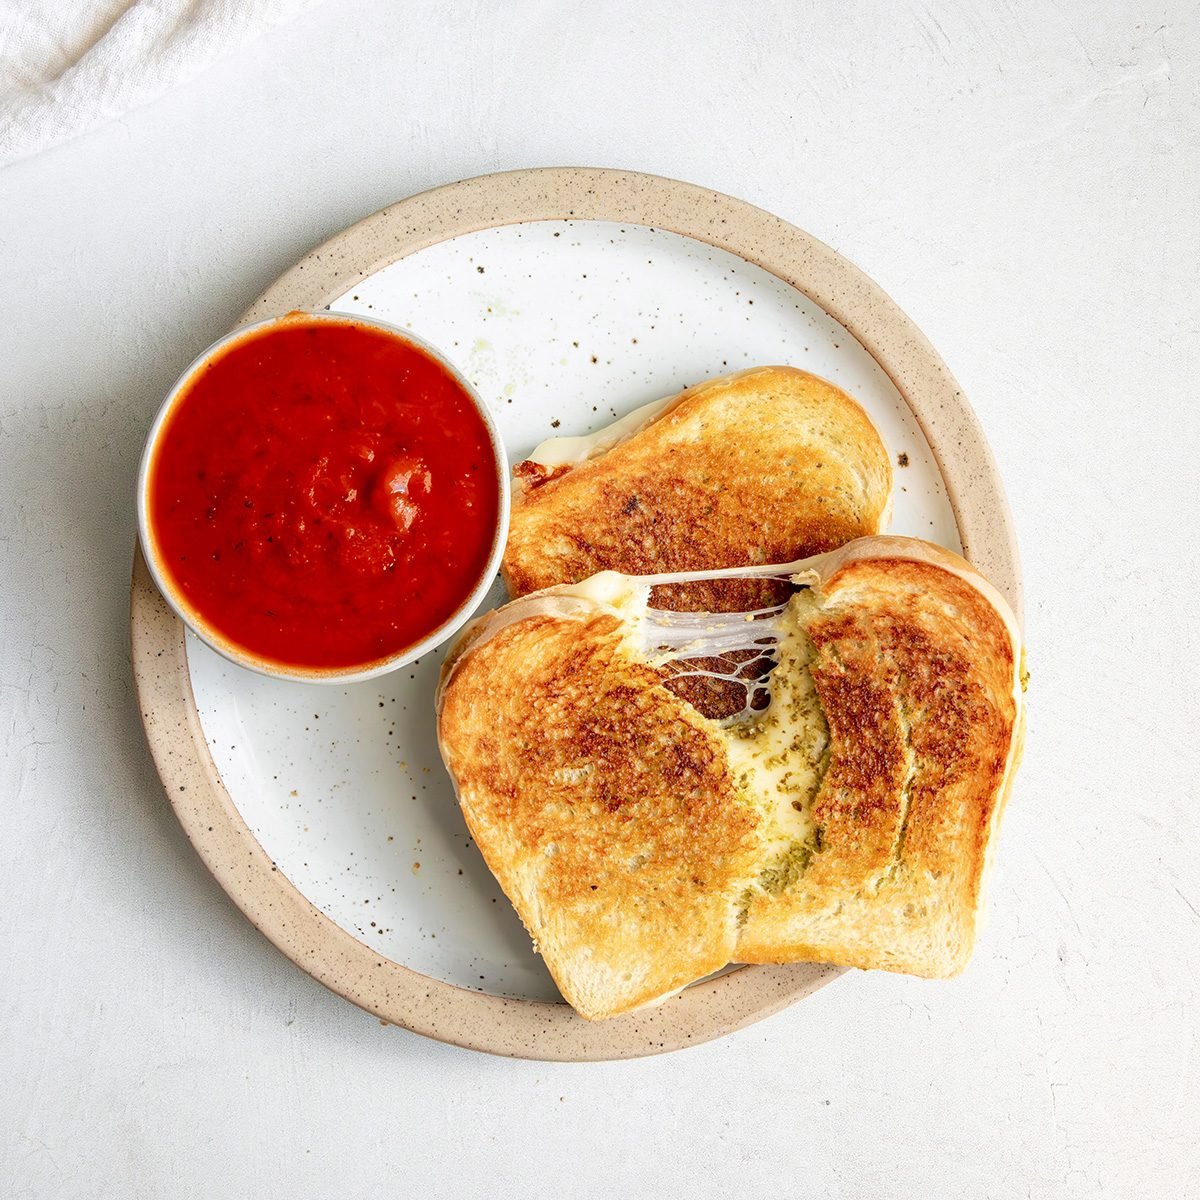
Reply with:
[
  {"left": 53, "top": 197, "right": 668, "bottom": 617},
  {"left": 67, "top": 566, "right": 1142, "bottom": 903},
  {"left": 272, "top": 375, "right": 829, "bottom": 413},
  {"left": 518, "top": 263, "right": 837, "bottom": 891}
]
[
  {"left": 503, "top": 366, "right": 894, "bottom": 611},
  {"left": 437, "top": 538, "right": 1025, "bottom": 1020},
  {"left": 437, "top": 601, "right": 761, "bottom": 1019}
]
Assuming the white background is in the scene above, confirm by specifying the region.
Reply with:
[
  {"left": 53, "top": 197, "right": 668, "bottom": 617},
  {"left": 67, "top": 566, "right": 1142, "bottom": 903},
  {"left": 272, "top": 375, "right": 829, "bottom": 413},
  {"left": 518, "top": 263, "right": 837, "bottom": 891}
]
[{"left": 2, "top": 2, "right": 1197, "bottom": 1197}]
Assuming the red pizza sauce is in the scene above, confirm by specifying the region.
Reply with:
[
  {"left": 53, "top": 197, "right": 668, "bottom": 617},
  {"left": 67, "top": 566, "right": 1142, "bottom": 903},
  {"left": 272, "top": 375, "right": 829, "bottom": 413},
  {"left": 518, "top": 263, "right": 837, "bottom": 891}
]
[{"left": 146, "top": 315, "right": 501, "bottom": 672}]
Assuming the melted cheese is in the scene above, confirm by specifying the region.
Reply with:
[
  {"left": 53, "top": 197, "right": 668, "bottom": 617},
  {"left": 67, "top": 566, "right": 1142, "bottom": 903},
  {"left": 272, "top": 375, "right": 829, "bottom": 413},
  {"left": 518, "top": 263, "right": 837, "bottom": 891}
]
[
  {"left": 524, "top": 392, "right": 682, "bottom": 468},
  {"left": 721, "top": 595, "right": 829, "bottom": 853}
]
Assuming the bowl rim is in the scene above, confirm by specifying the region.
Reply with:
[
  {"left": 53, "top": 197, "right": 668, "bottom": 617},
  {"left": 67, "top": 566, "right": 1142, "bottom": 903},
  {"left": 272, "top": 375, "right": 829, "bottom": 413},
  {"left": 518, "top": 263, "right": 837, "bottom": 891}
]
[
  {"left": 135, "top": 309, "right": 511, "bottom": 685},
  {"left": 130, "top": 166, "right": 1022, "bottom": 1061}
]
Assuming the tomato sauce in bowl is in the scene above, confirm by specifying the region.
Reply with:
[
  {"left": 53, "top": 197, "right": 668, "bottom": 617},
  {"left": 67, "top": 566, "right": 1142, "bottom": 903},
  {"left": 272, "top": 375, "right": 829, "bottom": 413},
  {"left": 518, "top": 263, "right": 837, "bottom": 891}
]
[{"left": 139, "top": 312, "right": 508, "bottom": 680}]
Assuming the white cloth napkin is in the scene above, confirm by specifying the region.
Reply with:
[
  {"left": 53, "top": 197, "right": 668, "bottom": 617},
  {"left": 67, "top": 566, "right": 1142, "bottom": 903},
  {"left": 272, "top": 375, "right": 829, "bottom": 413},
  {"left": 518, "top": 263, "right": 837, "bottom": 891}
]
[{"left": 0, "top": 0, "right": 322, "bottom": 167}]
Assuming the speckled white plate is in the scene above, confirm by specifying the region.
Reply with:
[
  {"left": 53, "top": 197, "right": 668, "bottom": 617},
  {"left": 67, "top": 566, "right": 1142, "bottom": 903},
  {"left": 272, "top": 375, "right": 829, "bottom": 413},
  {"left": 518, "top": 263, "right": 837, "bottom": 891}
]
[{"left": 131, "top": 168, "right": 1020, "bottom": 1059}]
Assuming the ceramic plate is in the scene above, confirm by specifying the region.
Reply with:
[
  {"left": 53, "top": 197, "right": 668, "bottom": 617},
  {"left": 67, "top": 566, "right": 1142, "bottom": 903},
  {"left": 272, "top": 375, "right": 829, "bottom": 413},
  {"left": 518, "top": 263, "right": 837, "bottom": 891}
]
[{"left": 131, "top": 168, "right": 1020, "bottom": 1060}]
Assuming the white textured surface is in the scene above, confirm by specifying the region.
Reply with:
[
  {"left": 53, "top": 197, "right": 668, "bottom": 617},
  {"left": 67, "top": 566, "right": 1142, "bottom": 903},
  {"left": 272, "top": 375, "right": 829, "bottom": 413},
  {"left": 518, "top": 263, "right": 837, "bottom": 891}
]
[{"left": 1, "top": 1, "right": 1197, "bottom": 1196}]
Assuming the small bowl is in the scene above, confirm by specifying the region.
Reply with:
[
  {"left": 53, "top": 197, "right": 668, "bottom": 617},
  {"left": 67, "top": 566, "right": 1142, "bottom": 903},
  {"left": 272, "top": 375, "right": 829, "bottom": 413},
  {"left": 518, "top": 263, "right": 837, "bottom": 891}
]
[{"left": 137, "top": 310, "right": 510, "bottom": 684}]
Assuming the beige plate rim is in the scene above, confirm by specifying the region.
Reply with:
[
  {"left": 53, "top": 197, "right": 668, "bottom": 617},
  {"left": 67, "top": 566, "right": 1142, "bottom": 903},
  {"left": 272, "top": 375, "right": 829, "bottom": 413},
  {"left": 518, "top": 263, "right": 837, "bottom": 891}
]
[{"left": 130, "top": 167, "right": 1022, "bottom": 1061}]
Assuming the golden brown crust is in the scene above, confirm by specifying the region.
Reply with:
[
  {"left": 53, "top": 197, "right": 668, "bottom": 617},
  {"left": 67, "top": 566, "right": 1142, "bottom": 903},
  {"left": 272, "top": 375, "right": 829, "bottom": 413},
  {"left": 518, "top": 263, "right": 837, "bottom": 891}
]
[
  {"left": 502, "top": 367, "right": 893, "bottom": 600},
  {"left": 438, "top": 537, "right": 1025, "bottom": 1017},
  {"left": 437, "top": 610, "right": 761, "bottom": 1020},
  {"left": 736, "top": 555, "right": 1021, "bottom": 975}
]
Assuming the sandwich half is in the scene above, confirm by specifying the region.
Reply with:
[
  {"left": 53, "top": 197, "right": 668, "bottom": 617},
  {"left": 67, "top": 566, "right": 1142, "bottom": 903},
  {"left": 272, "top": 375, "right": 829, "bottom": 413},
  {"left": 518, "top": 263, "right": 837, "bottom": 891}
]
[
  {"left": 437, "top": 537, "right": 1025, "bottom": 1021},
  {"left": 504, "top": 365, "right": 893, "bottom": 611}
]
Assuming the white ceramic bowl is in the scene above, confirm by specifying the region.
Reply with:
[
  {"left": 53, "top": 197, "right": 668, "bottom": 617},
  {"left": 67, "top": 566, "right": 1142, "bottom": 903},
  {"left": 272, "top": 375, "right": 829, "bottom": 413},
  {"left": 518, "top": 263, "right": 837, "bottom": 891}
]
[{"left": 136, "top": 310, "right": 510, "bottom": 684}]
